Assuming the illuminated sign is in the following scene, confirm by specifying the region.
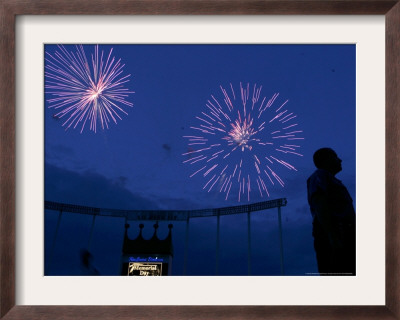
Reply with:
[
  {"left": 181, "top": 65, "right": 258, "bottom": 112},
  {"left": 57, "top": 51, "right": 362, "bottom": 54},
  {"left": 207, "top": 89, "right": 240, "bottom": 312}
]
[
  {"left": 129, "top": 256, "right": 165, "bottom": 263},
  {"left": 128, "top": 262, "right": 162, "bottom": 276}
]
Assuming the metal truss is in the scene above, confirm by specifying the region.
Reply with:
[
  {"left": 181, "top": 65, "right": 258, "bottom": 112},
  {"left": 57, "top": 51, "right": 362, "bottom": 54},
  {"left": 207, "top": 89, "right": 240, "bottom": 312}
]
[{"left": 45, "top": 198, "right": 287, "bottom": 221}]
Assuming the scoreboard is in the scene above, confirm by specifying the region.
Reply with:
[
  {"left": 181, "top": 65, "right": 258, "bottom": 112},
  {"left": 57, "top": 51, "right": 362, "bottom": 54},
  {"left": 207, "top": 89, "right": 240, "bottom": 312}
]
[
  {"left": 121, "top": 256, "right": 170, "bottom": 276},
  {"left": 127, "top": 262, "right": 162, "bottom": 276}
]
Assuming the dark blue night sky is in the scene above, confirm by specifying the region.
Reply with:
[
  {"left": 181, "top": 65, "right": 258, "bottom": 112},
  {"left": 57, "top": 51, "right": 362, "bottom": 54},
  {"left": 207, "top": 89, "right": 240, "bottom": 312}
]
[{"left": 44, "top": 44, "right": 355, "bottom": 276}]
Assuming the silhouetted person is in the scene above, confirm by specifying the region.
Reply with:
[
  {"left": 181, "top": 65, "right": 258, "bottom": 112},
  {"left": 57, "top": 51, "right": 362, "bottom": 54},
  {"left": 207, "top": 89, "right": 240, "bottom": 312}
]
[
  {"left": 307, "top": 148, "right": 355, "bottom": 275},
  {"left": 80, "top": 249, "right": 100, "bottom": 275}
]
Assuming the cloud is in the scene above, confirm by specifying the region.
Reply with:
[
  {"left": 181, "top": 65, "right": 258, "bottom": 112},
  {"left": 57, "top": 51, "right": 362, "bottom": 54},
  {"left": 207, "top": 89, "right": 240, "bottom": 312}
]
[
  {"left": 112, "top": 176, "right": 128, "bottom": 188},
  {"left": 45, "top": 143, "right": 89, "bottom": 172},
  {"left": 45, "top": 163, "right": 160, "bottom": 210}
]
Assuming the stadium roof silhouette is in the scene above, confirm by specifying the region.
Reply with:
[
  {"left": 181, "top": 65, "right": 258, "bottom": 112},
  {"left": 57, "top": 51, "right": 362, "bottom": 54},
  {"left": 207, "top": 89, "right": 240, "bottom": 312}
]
[{"left": 45, "top": 198, "right": 287, "bottom": 221}]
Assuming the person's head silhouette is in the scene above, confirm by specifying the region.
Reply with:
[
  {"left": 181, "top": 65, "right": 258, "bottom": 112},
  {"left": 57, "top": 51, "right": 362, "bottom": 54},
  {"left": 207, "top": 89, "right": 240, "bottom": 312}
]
[{"left": 313, "top": 148, "right": 342, "bottom": 175}]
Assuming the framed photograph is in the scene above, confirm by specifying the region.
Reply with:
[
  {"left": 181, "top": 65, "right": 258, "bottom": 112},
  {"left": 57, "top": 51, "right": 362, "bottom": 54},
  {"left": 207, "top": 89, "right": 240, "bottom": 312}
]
[{"left": 1, "top": 1, "right": 399, "bottom": 319}]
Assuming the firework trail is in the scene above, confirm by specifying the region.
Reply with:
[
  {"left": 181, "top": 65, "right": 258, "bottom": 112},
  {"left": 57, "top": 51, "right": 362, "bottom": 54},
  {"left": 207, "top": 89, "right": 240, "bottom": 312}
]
[
  {"left": 45, "top": 45, "right": 134, "bottom": 133},
  {"left": 183, "top": 82, "right": 304, "bottom": 202}
]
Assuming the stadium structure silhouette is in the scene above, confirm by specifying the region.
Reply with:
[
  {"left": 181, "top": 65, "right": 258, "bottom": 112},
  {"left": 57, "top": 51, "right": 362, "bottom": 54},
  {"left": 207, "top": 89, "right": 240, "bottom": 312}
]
[{"left": 45, "top": 198, "right": 287, "bottom": 276}]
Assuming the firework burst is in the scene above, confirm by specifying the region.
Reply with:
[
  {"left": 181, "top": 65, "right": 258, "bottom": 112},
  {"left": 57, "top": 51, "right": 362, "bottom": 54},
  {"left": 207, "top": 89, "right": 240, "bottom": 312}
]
[
  {"left": 45, "top": 45, "right": 134, "bottom": 133},
  {"left": 183, "top": 82, "right": 304, "bottom": 202}
]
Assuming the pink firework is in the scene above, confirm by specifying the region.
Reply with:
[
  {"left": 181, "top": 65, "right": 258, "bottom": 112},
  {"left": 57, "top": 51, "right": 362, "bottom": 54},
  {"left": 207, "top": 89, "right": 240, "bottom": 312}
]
[
  {"left": 183, "top": 82, "right": 304, "bottom": 202},
  {"left": 45, "top": 45, "right": 134, "bottom": 133}
]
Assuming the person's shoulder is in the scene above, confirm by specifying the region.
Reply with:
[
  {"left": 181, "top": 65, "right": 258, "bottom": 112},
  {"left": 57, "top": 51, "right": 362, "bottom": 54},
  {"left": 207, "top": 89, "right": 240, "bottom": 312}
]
[{"left": 308, "top": 169, "right": 333, "bottom": 189}]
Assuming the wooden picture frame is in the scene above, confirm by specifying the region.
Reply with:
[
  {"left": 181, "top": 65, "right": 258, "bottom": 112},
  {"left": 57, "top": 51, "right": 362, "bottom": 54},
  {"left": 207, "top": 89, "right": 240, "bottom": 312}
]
[{"left": 1, "top": 1, "right": 399, "bottom": 319}]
